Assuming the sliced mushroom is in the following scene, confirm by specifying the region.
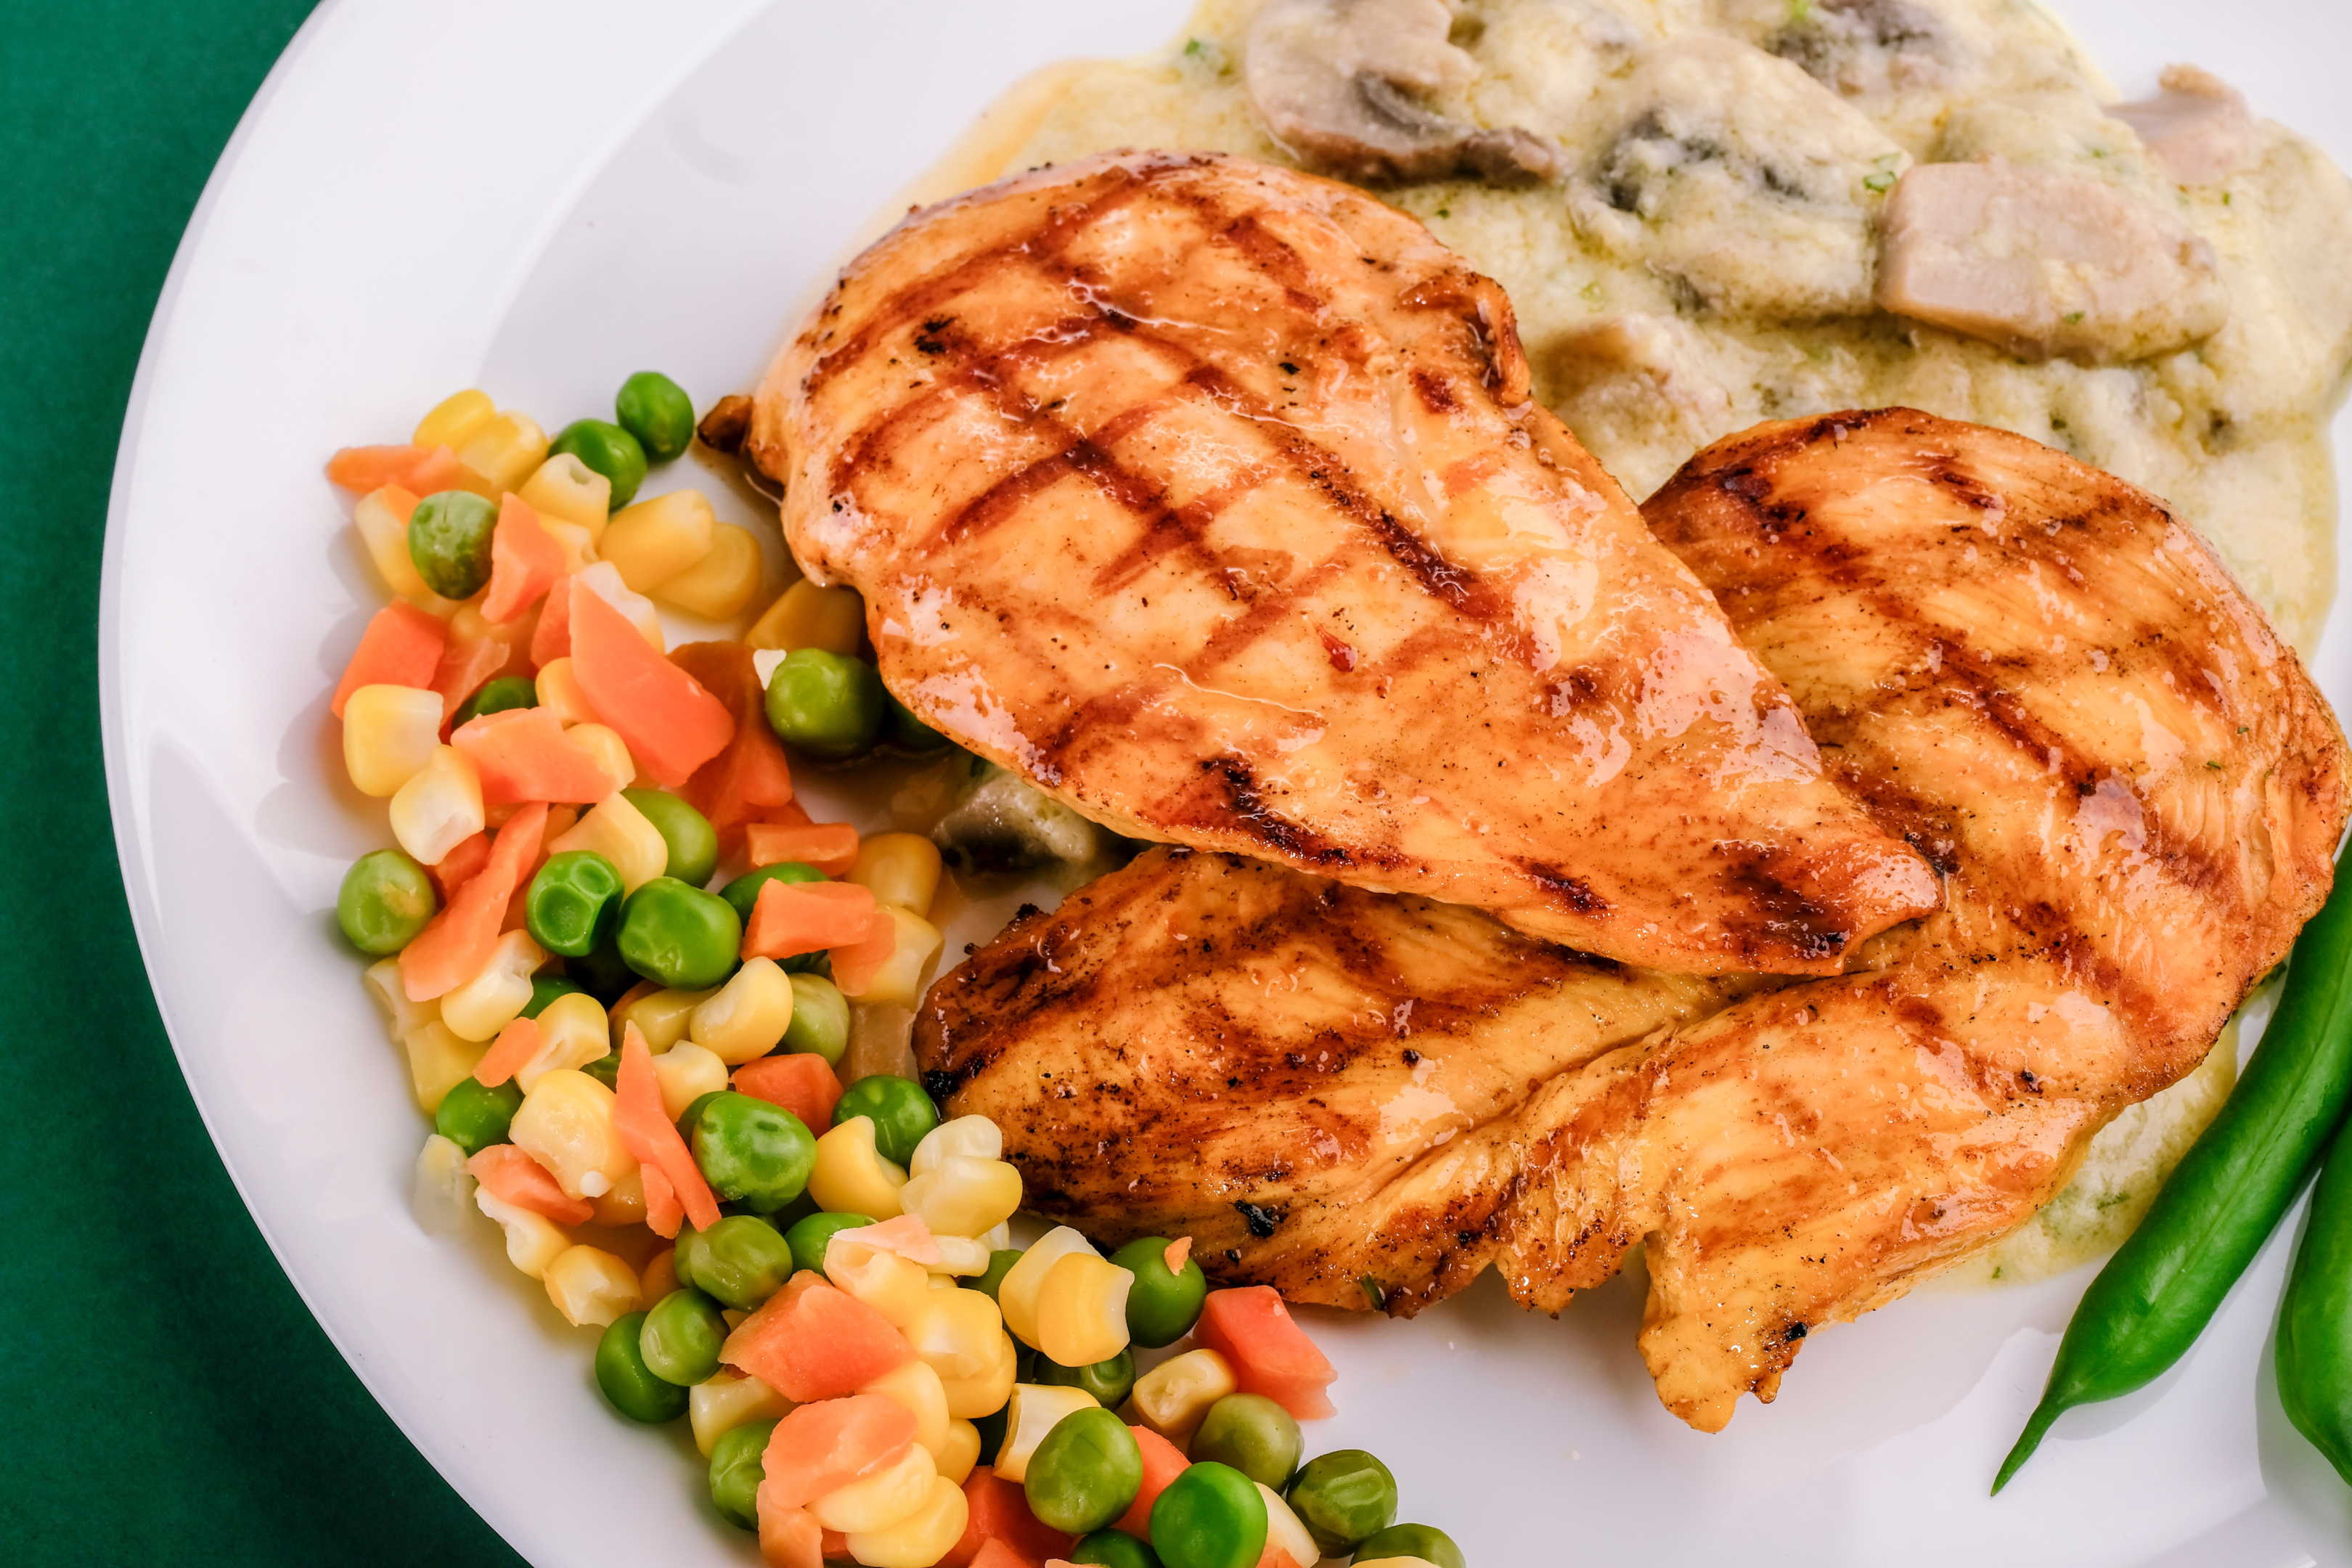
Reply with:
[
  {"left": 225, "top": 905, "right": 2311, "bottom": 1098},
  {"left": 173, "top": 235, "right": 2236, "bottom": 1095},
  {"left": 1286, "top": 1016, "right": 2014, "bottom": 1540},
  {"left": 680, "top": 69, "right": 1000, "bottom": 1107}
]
[
  {"left": 1877, "top": 156, "right": 2229, "bottom": 362},
  {"left": 1768, "top": 0, "right": 1952, "bottom": 99},
  {"left": 1245, "top": 0, "right": 1565, "bottom": 185},
  {"left": 2111, "top": 65, "right": 2261, "bottom": 187}
]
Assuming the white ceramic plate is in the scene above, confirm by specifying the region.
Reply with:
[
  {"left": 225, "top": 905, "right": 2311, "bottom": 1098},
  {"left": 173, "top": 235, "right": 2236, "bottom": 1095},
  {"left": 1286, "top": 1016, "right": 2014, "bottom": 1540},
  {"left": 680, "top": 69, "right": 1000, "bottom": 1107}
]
[{"left": 99, "top": 2, "right": 2352, "bottom": 1564}]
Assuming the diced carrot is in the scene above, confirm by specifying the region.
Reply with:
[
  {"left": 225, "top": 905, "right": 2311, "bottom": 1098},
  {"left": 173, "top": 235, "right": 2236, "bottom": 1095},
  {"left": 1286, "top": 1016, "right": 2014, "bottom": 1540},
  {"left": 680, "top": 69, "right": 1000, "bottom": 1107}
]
[
  {"left": 480, "top": 493, "right": 568, "bottom": 624},
  {"left": 401, "top": 804, "right": 547, "bottom": 1001},
  {"left": 673, "top": 642, "right": 796, "bottom": 856},
  {"left": 326, "top": 443, "right": 466, "bottom": 494},
  {"left": 722, "top": 1275, "right": 915, "bottom": 1402},
  {"left": 758, "top": 1394, "right": 918, "bottom": 1510},
  {"left": 331, "top": 603, "right": 449, "bottom": 720},
  {"left": 732, "top": 1053, "right": 841, "bottom": 1135},
  {"left": 530, "top": 569, "right": 575, "bottom": 668},
  {"left": 612, "top": 1024, "right": 721, "bottom": 1236},
  {"left": 966, "top": 1541, "right": 1037, "bottom": 1568},
  {"left": 757, "top": 1503, "right": 822, "bottom": 1568},
  {"left": 834, "top": 1214, "right": 942, "bottom": 1267},
  {"left": 1254, "top": 1551, "right": 1305, "bottom": 1568},
  {"left": 826, "top": 907, "right": 901, "bottom": 996},
  {"left": 742, "top": 880, "right": 878, "bottom": 963},
  {"left": 1192, "top": 1287, "right": 1337, "bottom": 1421},
  {"left": 820, "top": 1530, "right": 849, "bottom": 1561},
  {"left": 943, "top": 1469, "right": 1075, "bottom": 1568},
  {"left": 1111, "top": 1426, "right": 1189, "bottom": 1538},
  {"left": 431, "top": 637, "right": 510, "bottom": 724},
  {"left": 426, "top": 831, "right": 491, "bottom": 902},
  {"left": 467, "top": 1144, "right": 592, "bottom": 1225},
  {"left": 642, "top": 1161, "right": 683, "bottom": 1238},
  {"left": 451, "top": 706, "right": 617, "bottom": 805},
  {"left": 568, "top": 577, "right": 735, "bottom": 787},
  {"left": 746, "top": 820, "right": 860, "bottom": 876},
  {"left": 473, "top": 1016, "right": 539, "bottom": 1089}
]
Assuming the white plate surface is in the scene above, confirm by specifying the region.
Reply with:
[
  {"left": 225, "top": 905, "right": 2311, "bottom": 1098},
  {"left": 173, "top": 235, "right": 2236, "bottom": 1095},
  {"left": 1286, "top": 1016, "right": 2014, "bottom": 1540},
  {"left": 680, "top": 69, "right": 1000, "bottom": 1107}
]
[{"left": 99, "top": 2, "right": 2352, "bottom": 1564}]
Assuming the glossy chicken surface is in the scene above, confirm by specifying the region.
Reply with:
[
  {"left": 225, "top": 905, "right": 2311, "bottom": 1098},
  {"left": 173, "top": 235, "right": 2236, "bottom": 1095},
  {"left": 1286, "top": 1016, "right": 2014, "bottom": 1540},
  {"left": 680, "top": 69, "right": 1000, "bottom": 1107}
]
[
  {"left": 751, "top": 150, "right": 1937, "bottom": 975},
  {"left": 921, "top": 409, "right": 2347, "bottom": 1432}
]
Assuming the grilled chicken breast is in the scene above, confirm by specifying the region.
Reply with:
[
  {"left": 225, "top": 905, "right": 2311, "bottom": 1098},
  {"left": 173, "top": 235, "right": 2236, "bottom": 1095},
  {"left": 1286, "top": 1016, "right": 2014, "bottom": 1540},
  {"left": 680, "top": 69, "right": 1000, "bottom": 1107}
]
[
  {"left": 751, "top": 150, "right": 1937, "bottom": 975},
  {"left": 920, "top": 409, "right": 2346, "bottom": 1432}
]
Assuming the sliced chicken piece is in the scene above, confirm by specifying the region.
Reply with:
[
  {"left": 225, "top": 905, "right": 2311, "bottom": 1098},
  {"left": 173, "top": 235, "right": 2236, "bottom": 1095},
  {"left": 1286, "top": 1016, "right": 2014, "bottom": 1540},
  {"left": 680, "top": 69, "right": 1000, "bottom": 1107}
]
[
  {"left": 923, "top": 409, "right": 2345, "bottom": 1432},
  {"left": 2112, "top": 65, "right": 2261, "bottom": 187},
  {"left": 1877, "top": 156, "right": 2229, "bottom": 360},
  {"left": 751, "top": 150, "right": 1937, "bottom": 975}
]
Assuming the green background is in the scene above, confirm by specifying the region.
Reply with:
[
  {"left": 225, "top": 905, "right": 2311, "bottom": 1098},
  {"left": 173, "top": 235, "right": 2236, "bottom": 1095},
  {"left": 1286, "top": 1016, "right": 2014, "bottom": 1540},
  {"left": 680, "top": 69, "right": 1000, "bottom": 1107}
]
[{"left": 0, "top": 4, "right": 525, "bottom": 1562}]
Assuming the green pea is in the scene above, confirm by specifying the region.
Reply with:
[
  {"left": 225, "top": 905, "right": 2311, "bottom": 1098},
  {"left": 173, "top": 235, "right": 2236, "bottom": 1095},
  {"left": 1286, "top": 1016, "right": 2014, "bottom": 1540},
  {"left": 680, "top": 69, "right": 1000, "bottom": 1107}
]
[
  {"left": 831, "top": 1074, "right": 939, "bottom": 1167},
  {"left": 336, "top": 849, "right": 438, "bottom": 955},
  {"left": 595, "top": 1312, "right": 687, "bottom": 1423},
  {"left": 618, "top": 876, "right": 741, "bottom": 991},
  {"left": 709, "top": 1415, "right": 779, "bottom": 1531},
  {"left": 764, "top": 648, "right": 886, "bottom": 759},
  {"left": 1025, "top": 1405, "right": 1142, "bottom": 1535},
  {"left": 1039, "top": 1349, "right": 1137, "bottom": 1413},
  {"left": 677, "top": 1214, "right": 796, "bottom": 1311},
  {"left": 1108, "top": 1237, "right": 1209, "bottom": 1349},
  {"left": 973, "top": 1249, "right": 1024, "bottom": 1302},
  {"left": 1285, "top": 1449, "right": 1397, "bottom": 1555},
  {"left": 886, "top": 692, "right": 951, "bottom": 752},
  {"left": 450, "top": 675, "right": 536, "bottom": 730},
  {"left": 433, "top": 1074, "right": 523, "bottom": 1157},
  {"left": 550, "top": 418, "right": 648, "bottom": 510},
  {"left": 720, "top": 862, "right": 827, "bottom": 923},
  {"left": 616, "top": 371, "right": 696, "bottom": 464},
  {"left": 787, "top": 1210, "right": 877, "bottom": 1278},
  {"left": 781, "top": 973, "right": 851, "bottom": 1063},
  {"left": 526, "top": 850, "right": 626, "bottom": 958},
  {"left": 568, "top": 928, "right": 640, "bottom": 1002},
  {"left": 622, "top": 788, "right": 719, "bottom": 888},
  {"left": 580, "top": 1050, "right": 619, "bottom": 1090},
  {"left": 1071, "top": 1530, "right": 1162, "bottom": 1568},
  {"left": 521, "top": 974, "right": 585, "bottom": 1019},
  {"left": 1150, "top": 1461, "right": 1266, "bottom": 1568},
  {"left": 693, "top": 1092, "right": 817, "bottom": 1214},
  {"left": 639, "top": 1287, "right": 728, "bottom": 1387},
  {"left": 1354, "top": 1524, "right": 1465, "bottom": 1568},
  {"left": 1191, "top": 1395, "right": 1300, "bottom": 1493},
  {"left": 407, "top": 489, "right": 499, "bottom": 598},
  {"left": 677, "top": 1090, "right": 725, "bottom": 1143}
]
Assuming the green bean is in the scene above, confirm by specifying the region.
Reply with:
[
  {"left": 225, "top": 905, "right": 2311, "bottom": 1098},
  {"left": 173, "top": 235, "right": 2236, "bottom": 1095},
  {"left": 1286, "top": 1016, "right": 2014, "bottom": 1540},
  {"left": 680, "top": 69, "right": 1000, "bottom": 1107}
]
[
  {"left": 2279, "top": 1100, "right": 2352, "bottom": 1484},
  {"left": 1996, "top": 878, "right": 2352, "bottom": 1491},
  {"left": 616, "top": 372, "right": 696, "bottom": 465}
]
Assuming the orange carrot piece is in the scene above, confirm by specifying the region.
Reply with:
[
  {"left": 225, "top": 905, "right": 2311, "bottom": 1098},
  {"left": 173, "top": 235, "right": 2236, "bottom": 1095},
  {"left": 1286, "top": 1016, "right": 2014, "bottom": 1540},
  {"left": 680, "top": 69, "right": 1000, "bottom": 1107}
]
[
  {"left": 330, "top": 602, "right": 448, "bottom": 719},
  {"left": 758, "top": 1395, "right": 918, "bottom": 1511},
  {"left": 1112, "top": 1426, "right": 1189, "bottom": 1538},
  {"left": 745, "top": 820, "right": 860, "bottom": 876},
  {"left": 723, "top": 1278, "right": 915, "bottom": 1403},
  {"left": 529, "top": 568, "right": 575, "bottom": 668},
  {"left": 426, "top": 831, "right": 491, "bottom": 902},
  {"left": 946, "top": 1470, "right": 1074, "bottom": 1568},
  {"left": 673, "top": 642, "right": 795, "bottom": 855},
  {"left": 473, "top": 1016, "right": 540, "bottom": 1088},
  {"left": 326, "top": 444, "right": 466, "bottom": 494},
  {"left": 827, "top": 906, "right": 901, "bottom": 995},
  {"left": 756, "top": 1503, "right": 823, "bottom": 1568},
  {"left": 966, "top": 1540, "right": 1037, "bottom": 1568},
  {"left": 742, "top": 880, "right": 878, "bottom": 962},
  {"left": 732, "top": 1053, "right": 841, "bottom": 1135},
  {"left": 481, "top": 493, "right": 568, "bottom": 624},
  {"left": 451, "top": 706, "right": 617, "bottom": 805},
  {"left": 642, "top": 1161, "right": 683, "bottom": 1239},
  {"left": 613, "top": 1024, "right": 721, "bottom": 1235},
  {"left": 467, "top": 1144, "right": 592, "bottom": 1225},
  {"left": 430, "top": 637, "right": 510, "bottom": 723},
  {"left": 1193, "top": 1286, "right": 1337, "bottom": 1421},
  {"left": 568, "top": 578, "right": 734, "bottom": 787},
  {"left": 399, "top": 803, "right": 547, "bottom": 1001}
]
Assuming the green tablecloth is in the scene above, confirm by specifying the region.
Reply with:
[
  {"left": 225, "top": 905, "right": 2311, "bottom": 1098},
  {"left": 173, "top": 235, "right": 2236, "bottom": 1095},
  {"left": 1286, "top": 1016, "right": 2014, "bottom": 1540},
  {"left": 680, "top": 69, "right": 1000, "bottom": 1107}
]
[{"left": 0, "top": 5, "right": 523, "bottom": 1562}]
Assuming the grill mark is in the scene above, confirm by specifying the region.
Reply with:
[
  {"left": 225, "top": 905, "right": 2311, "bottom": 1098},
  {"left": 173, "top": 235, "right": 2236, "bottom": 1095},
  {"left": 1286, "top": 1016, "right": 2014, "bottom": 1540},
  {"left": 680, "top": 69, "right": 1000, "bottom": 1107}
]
[
  {"left": 1516, "top": 860, "right": 1610, "bottom": 915},
  {"left": 1707, "top": 845, "right": 1849, "bottom": 962},
  {"left": 1162, "top": 754, "right": 1386, "bottom": 867},
  {"left": 1410, "top": 367, "right": 1457, "bottom": 415},
  {"left": 1196, "top": 554, "right": 1352, "bottom": 666},
  {"left": 1211, "top": 211, "right": 1323, "bottom": 314}
]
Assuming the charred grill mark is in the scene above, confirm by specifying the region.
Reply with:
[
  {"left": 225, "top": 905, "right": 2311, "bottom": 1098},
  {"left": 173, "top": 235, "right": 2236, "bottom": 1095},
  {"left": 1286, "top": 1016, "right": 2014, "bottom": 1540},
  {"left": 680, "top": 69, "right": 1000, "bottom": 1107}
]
[
  {"left": 934, "top": 445, "right": 1086, "bottom": 549},
  {"left": 1211, "top": 212, "right": 1323, "bottom": 314},
  {"left": 1410, "top": 367, "right": 1457, "bottom": 415},
  {"left": 1516, "top": 860, "right": 1610, "bottom": 915},
  {"left": 1709, "top": 846, "right": 1848, "bottom": 961},
  {"left": 1165, "top": 755, "right": 1371, "bottom": 867},
  {"left": 1363, "top": 509, "right": 1504, "bottom": 618}
]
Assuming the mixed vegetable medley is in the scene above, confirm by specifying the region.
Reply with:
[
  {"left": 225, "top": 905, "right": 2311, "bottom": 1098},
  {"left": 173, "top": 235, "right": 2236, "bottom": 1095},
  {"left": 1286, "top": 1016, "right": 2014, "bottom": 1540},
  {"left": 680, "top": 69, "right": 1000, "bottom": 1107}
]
[{"left": 323, "top": 378, "right": 1463, "bottom": 1567}]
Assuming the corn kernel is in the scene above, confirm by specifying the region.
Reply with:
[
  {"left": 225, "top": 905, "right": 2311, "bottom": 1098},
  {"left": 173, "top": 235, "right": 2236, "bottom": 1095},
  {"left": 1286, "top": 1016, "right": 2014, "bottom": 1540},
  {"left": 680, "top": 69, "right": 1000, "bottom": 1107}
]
[
  {"left": 612, "top": 985, "right": 711, "bottom": 1055},
  {"left": 850, "top": 834, "right": 943, "bottom": 919},
  {"left": 412, "top": 1132, "right": 473, "bottom": 1235},
  {"left": 475, "top": 1187, "right": 569, "bottom": 1278},
  {"left": 827, "top": 1234, "right": 933, "bottom": 1330},
  {"left": 904, "top": 1287, "right": 1007, "bottom": 1387},
  {"left": 414, "top": 388, "right": 495, "bottom": 450},
  {"left": 897, "top": 1157, "right": 1023, "bottom": 1241},
  {"left": 600, "top": 489, "right": 714, "bottom": 595},
  {"left": 390, "top": 746, "right": 486, "bottom": 868},
  {"left": 456, "top": 410, "right": 549, "bottom": 495},
  {"left": 1259, "top": 1484, "right": 1320, "bottom": 1568},
  {"left": 811, "top": 1116, "right": 907, "bottom": 1219},
  {"left": 997, "top": 1227, "right": 1098, "bottom": 1349},
  {"left": 517, "top": 452, "right": 611, "bottom": 543},
  {"left": 542, "top": 518, "right": 597, "bottom": 573},
  {"left": 658, "top": 523, "right": 764, "bottom": 621},
  {"left": 651, "top": 1042, "right": 730, "bottom": 1121},
  {"left": 994, "top": 1384, "right": 1098, "bottom": 1484},
  {"left": 860, "top": 1358, "right": 952, "bottom": 1463},
  {"left": 404, "top": 1021, "right": 486, "bottom": 1115},
  {"left": 549, "top": 791, "right": 669, "bottom": 892},
  {"left": 747, "top": 579, "right": 865, "bottom": 655},
  {"left": 934, "top": 1419, "right": 981, "bottom": 1488},
  {"left": 517, "top": 990, "right": 611, "bottom": 1093},
  {"left": 809, "top": 1442, "right": 936, "bottom": 1533},
  {"left": 439, "top": 928, "right": 547, "bottom": 1042},
  {"left": 364, "top": 957, "right": 438, "bottom": 1042},
  {"left": 1131, "top": 1348, "right": 1236, "bottom": 1448},
  {"left": 576, "top": 560, "right": 666, "bottom": 650},
  {"left": 510, "top": 1068, "right": 637, "bottom": 1201},
  {"left": 1036, "top": 1252, "right": 1132, "bottom": 1367},
  {"left": 638, "top": 1236, "right": 679, "bottom": 1301},
  {"left": 910, "top": 1116, "right": 1002, "bottom": 1176},
  {"left": 845, "top": 1471, "right": 968, "bottom": 1568},
  {"left": 690, "top": 957, "right": 795, "bottom": 1065},
  {"left": 533, "top": 658, "right": 600, "bottom": 727},
  {"left": 566, "top": 724, "right": 636, "bottom": 791},
  {"left": 590, "top": 1164, "right": 647, "bottom": 1227},
  {"left": 354, "top": 486, "right": 431, "bottom": 597},
  {"left": 692, "top": 1368, "right": 792, "bottom": 1457},
  {"left": 343, "top": 684, "right": 445, "bottom": 796},
  {"left": 543, "top": 1244, "right": 642, "bottom": 1328},
  {"left": 836, "top": 907, "right": 944, "bottom": 1009},
  {"left": 929, "top": 1235, "right": 991, "bottom": 1277},
  {"left": 844, "top": 1003, "right": 920, "bottom": 1082}
]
